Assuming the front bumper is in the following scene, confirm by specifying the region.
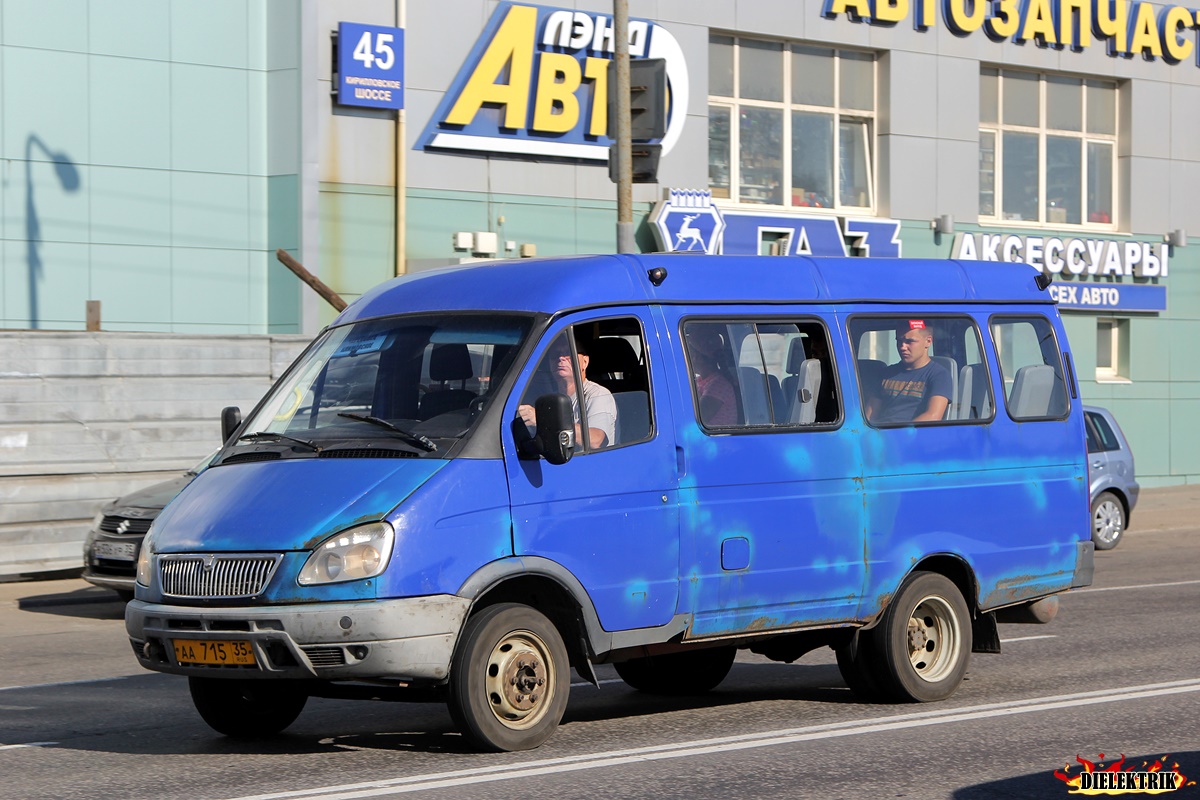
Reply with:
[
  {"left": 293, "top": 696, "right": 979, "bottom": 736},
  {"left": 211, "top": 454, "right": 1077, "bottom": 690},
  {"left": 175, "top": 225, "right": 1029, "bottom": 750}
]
[
  {"left": 82, "top": 570, "right": 135, "bottom": 593},
  {"left": 126, "top": 595, "right": 470, "bottom": 683}
]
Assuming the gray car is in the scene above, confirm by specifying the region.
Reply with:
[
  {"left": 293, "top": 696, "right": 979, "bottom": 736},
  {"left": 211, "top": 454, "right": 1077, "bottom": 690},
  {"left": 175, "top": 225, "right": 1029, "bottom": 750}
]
[
  {"left": 81, "top": 452, "right": 215, "bottom": 600},
  {"left": 1085, "top": 405, "right": 1139, "bottom": 550}
]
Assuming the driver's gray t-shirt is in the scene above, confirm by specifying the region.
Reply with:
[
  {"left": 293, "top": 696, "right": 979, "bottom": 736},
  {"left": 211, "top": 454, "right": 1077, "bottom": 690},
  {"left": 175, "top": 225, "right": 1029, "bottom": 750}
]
[{"left": 572, "top": 380, "right": 617, "bottom": 447}]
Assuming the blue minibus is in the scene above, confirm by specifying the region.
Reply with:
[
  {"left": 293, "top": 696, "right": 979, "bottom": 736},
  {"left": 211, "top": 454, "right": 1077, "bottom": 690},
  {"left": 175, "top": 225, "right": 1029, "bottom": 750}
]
[{"left": 126, "top": 254, "right": 1093, "bottom": 751}]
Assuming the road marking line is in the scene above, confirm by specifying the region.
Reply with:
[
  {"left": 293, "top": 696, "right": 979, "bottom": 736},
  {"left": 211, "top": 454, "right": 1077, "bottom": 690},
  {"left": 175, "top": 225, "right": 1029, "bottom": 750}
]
[
  {"left": 1075, "top": 579, "right": 1200, "bottom": 594},
  {"left": 0, "top": 742, "right": 56, "bottom": 751},
  {"left": 222, "top": 678, "right": 1200, "bottom": 800},
  {"left": 569, "top": 678, "right": 624, "bottom": 688},
  {"left": 0, "top": 675, "right": 135, "bottom": 693},
  {"left": 999, "top": 635, "right": 1057, "bottom": 643}
]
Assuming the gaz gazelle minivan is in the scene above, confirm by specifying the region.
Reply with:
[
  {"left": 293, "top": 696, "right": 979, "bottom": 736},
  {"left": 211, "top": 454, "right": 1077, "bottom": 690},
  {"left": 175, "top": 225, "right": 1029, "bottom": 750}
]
[{"left": 126, "top": 254, "right": 1093, "bottom": 751}]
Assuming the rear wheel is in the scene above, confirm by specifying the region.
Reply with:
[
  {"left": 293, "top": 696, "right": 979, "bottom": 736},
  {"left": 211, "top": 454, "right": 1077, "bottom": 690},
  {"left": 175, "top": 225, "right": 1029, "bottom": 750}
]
[
  {"left": 874, "top": 571, "right": 971, "bottom": 703},
  {"left": 614, "top": 647, "right": 736, "bottom": 695},
  {"left": 447, "top": 603, "right": 570, "bottom": 752},
  {"left": 1091, "top": 491, "right": 1125, "bottom": 550},
  {"left": 188, "top": 677, "right": 308, "bottom": 738}
]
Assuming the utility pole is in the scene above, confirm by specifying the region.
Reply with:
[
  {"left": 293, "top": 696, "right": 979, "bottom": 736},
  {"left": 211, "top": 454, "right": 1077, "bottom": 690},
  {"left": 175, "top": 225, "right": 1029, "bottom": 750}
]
[{"left": 613, "top": 0, "right": 635, "bottom": 254}]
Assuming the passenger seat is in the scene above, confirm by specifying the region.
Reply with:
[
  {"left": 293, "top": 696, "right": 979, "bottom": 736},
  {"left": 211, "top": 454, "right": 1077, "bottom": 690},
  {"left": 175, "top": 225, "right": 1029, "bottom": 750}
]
[{"left": 931, "top": 356, "right": 959, "bottom": 420}]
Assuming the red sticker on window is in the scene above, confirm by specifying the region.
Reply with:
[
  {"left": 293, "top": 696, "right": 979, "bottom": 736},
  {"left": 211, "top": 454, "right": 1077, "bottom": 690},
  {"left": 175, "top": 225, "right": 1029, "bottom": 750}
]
[{"left": 909, "top": 320, "right": 926, "bottom": 329}]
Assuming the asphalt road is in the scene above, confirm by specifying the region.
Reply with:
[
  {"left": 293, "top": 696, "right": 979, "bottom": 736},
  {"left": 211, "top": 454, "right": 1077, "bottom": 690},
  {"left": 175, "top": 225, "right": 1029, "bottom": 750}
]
[{"left": 2, "top": 486, "right": 1199, "bottom": 800}]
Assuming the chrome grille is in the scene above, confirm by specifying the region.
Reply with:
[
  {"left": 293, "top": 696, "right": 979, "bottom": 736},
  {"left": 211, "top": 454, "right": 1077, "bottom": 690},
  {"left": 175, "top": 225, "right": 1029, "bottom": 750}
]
[
  {"left": 100, "top": 515, "right": 154, "bottom": 535},
  {"left": 159, "top": 554, "right": 282, "bottom": 599}
]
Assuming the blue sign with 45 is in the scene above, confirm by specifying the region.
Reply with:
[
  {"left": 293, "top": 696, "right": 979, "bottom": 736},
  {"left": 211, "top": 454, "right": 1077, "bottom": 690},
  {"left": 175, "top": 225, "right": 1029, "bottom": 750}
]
[{"left": 337, "top": 22, "right": 404, "bottom": 111}]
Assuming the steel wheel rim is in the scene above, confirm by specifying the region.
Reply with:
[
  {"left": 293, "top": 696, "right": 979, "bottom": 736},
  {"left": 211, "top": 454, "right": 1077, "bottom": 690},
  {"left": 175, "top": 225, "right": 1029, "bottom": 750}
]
[
  {"left": 906, "top": 595, "right": 961, "bottom": 683},
  {"left": 483, "top": 629, "right": 555, "bottom": 731},
  {"left": 1093, "top": 499, "right": 1123, "bottom": 545}
]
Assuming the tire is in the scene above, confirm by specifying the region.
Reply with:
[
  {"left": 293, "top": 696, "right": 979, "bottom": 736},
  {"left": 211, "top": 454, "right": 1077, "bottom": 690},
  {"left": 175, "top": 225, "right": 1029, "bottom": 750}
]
[
  {"left": 1091, "top": 491, "right": 1126, "bottom": 550},
  {"left": 613, "top": 647, "right": 736, "bottom": 695},
  {"left": 447, "top": 603, "right": 570, "bottom": 752},
  {"left": 835, "top": 633, "right": 888, "bottom": 702},
  {"left": 874, "top": 571, "right": 972, "bottom": 703},
  {"left": 188, "top": 677, "right": 308, "bottom": 738}
]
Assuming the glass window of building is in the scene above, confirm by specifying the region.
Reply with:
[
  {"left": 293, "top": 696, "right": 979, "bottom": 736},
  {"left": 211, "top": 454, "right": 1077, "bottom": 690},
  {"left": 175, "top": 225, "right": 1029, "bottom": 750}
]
[
  {"left": 978, "top": 69, "right": 1118, "bottom": 229},
  {"left": 708, "top": 36, "right": 876, "bottom": 211},
  {"left": 1095, "top": 318, "right": 1129, "bottom": 382}
]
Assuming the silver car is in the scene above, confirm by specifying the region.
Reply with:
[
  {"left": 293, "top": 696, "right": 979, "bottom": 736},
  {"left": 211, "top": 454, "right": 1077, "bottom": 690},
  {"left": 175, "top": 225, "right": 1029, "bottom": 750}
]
[
  {"left": 81, "top": 452, "right": 216, "bottom": 600},
  {"left": 1084, "top": 405, "right": 1139, "bottom": 550}
]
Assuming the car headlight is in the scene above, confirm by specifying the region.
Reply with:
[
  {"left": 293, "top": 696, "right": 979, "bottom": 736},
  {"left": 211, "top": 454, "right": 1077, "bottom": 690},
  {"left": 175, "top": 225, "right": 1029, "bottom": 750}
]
[
  {"left": 298, "top": 522, "right": 394, "bottom": 585},
  {"left": 91, "top": 511, "right": 105, "bottom": 531},
  {"left": 135, "top": 526, "right": 156, "bottom": 586}
]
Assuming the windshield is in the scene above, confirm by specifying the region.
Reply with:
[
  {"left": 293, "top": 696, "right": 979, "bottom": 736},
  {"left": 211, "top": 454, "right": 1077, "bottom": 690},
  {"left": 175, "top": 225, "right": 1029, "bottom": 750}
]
[{"left": 240, "top": 314, "right": 531, "bottom": 455}]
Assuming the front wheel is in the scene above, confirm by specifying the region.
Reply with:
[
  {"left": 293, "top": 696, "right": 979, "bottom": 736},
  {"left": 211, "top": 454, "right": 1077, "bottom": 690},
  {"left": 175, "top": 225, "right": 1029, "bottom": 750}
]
[
  {"left": 188, "top": 677, "right": 308, "bottom": 738},
  {"left": 874, "top": 571, "right": 971, "bottom": 703},
  {"left": 614, "top": 647, "right": 736, "bottom": 695},
  {"left": 1091, "top": 491, "right": 1126, "bottom": 550},
  {"left": 447, "top": 603, "right": 570, "bottom": 752}
]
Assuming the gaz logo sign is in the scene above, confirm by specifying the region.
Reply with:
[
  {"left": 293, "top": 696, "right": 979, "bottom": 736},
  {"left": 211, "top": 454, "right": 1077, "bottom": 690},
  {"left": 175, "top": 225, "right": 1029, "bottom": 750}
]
[
  {"left": 420, "top": 2, "right": 688, "bottom": 160},
  {"left": 651, "top": 189, "right": 904, "bottom": 258},
  {"left": 337, "top": 22, "right": 404, "bottom": 110},
  {"left": 650, "top": 190, "right": 725, "bottom": 253}
]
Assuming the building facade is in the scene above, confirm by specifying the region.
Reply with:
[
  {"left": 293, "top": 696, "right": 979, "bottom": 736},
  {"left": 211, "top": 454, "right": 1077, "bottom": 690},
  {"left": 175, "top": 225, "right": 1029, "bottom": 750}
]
[{"left": 3, "top": 0, "right": 1199, "bottom": 486}]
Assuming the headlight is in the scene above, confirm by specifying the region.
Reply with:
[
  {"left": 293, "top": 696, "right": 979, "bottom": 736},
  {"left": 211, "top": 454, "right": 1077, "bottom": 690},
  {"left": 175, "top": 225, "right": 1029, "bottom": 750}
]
[
  {"left": 91, "top": 511, "right": 105, "bottom": 531},
  {"left": 298, "top": 522, "right": 394, "bottom": 585},
  {"left": 135, "top": 526, "right": 155, "bottom": 586}
]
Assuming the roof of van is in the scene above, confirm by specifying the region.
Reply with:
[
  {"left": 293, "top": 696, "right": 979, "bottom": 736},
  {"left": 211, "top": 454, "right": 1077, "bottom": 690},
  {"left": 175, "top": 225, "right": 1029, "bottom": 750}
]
[{"left": 335, "top": 254, "right": 1055, "bottom": 325}]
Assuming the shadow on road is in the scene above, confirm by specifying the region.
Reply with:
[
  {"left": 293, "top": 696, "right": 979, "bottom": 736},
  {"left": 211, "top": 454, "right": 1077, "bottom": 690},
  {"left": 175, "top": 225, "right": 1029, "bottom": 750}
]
[{"left": 16, "top": 587, "right": 126, "bottom": 621}]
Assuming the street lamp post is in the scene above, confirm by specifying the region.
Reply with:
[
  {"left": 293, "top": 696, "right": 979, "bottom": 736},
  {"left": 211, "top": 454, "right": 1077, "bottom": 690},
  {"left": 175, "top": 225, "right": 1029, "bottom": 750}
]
[{"left": 613, "top": 0, "right": 635, "bottom": 254}]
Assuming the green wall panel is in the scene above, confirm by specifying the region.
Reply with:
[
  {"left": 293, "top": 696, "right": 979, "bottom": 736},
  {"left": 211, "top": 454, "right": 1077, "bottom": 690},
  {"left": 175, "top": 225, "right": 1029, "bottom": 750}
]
[
  {"left": 88, "top": 56, "right": 171, "bottom": 170},
  {"left": 318, "top": 184, "right": 394, "bottom": 327},
  {"left": 90, "top": 243, "right": 172, "bottom": 327},
  {"left": 87, "top": 0, "right": 169, "bottom": 60},
  {"left": 90, "top": 167, "right": 172, "bottom": 247}
]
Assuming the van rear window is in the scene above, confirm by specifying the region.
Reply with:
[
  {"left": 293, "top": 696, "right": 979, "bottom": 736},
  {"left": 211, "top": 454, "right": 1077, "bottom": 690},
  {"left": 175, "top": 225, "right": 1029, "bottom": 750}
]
[
  {"left": 682, "top": 320, "right": 839, "bottom": 430},
  {"left": 850, "top": 315, "right": 993, "bottom": 426},
  {"left": 990, "top": 316, "right": 1070, "bottom": 421}
]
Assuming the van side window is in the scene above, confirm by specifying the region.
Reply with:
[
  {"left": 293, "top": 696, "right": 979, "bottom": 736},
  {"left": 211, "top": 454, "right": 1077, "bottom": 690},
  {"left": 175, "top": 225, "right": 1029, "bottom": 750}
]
[
  {"left": 683, "top": 320, "right": 839, "bottom": 429},
  {"left": 990, "top": 316, "right": 1069, "bottom": 420},
  {"left": 851, "top": 315, "right": 992, "bottom": 425},
  {"left": 518, "top": 317, "right": 653, "bottom": 453}
]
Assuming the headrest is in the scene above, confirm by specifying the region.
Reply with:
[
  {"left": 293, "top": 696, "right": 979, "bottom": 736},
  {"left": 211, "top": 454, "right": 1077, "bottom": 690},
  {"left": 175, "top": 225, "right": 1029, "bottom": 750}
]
[
  {"left": 587, "top": 337, "right": 638, "bottom": 370},
  {"left": 786, "top": 337, "right": 810, "bottom": 373},
  {"left": 429, "top": 343, "right": 473, "bottom": 382}
]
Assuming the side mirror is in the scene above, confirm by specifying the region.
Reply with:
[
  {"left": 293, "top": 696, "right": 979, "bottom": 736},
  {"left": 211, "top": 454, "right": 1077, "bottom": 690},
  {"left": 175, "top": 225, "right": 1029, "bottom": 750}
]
[
  {"left": 524, "top": 394, "right": 575, "bottom": 465},
  {"left": 221, "top": 406, "right": 242, "bottom": 444}
]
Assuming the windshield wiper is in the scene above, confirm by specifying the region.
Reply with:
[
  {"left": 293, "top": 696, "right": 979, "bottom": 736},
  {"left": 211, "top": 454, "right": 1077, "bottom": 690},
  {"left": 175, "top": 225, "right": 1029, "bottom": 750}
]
[
  {"left": 237, "top": 431, "right": 320, "bottom": 452},
  {"left": 337, "top": 413, "right": 438, "bottom": 453}
]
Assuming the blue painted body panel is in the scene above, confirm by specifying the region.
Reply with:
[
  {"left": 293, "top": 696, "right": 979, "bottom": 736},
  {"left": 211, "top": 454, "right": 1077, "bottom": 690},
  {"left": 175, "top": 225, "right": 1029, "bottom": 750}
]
[
  {"left": 153, "top": 458, "right": 447, "bottom": 554},
  {"left": 503, "top": 306, "right": 681, "bottom": 632},
  {"left": 332, "top": 255, "right": 1054, "bottom": 324},
  {"left": 377, "top": 459, "right": 514, "bottom": 598},
  {"left": 660, "top": 306, "right": 868, "bottom": 638}
]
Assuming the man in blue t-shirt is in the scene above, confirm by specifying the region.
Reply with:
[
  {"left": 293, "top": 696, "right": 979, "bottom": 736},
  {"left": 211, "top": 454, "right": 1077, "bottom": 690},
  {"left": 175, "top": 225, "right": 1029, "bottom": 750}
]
[{"left": 866, "top": 320, "right": 952, "bottom": 424}]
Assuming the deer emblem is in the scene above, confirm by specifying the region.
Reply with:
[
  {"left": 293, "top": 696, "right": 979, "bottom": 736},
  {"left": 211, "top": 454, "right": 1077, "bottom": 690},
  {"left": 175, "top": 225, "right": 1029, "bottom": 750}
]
[{"left": 674, "top": 214, "right": 705, "bottom": 251}]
